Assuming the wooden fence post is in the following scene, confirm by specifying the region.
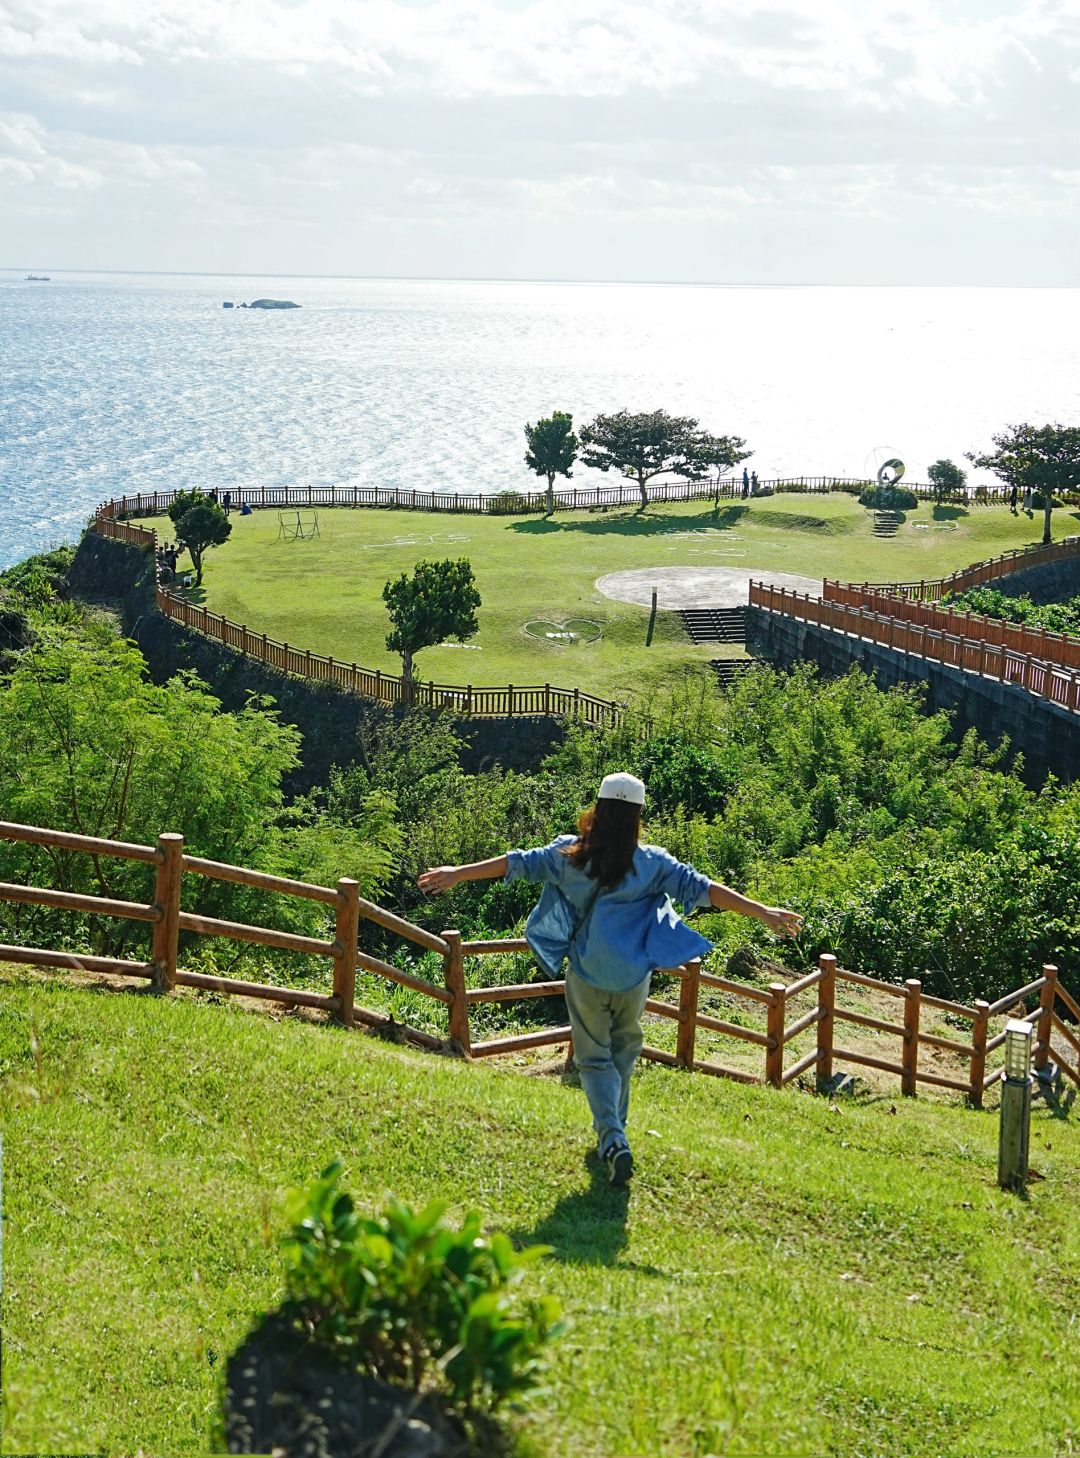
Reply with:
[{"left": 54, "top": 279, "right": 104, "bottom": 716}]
[
  {"left": 332, "top": 878, "right": 360, "bottom": 1028},
  {"left": 676, "top": 959, "right": 701, "bottom": 1069},
  {"left": 816, "top": 954, "right": 836, "bottom": 1093},
  {"left": 152, "top": 833, "right": 183, "bottom": 992},
  {"left": 441, "top": 930, "right": 471, "bottom": 1056},
  {"left": 765, "top": 983, "right": 786, "bottom": 1087},
  {"left": 969, "top": 999, "right": 990, "bottom": 1108},
  {"left": 902, "top": 978, "right": 921, "bottom": 1096},
  {"left": 1035, "top": 964, "right": 1058, "bottom": 1075}
]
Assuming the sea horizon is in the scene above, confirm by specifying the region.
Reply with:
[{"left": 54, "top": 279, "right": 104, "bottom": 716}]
[{"left": 3, "top": 272, "right": 1079, "bottom": 571}]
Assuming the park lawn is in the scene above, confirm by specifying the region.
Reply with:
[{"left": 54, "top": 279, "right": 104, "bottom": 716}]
[
  {"left": 2, "top": 966, "right": 1078, "bottom": 1458},
  {"left": 137, "top": 495, "right": 1080, "bottom": 703}
]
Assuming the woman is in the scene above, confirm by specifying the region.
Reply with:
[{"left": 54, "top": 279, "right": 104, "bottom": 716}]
[{"left": 419, "top": 772, "right": 802, "bottom": 1187}]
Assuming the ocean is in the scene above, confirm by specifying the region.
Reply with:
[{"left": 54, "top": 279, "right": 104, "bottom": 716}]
[{"left": 2, "top": 271, "right": 1079, "bottom": 570}]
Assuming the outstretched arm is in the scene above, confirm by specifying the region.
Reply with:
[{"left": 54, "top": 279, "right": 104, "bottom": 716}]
[
  {"left": 707, "top": 882, "right": 803, "bottom": 938},
  {"left": 419, "top": 855, "right": 509, "bottom": 894}
]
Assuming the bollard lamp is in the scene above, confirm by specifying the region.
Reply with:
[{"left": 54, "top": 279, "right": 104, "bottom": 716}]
[
  {"left": 1004, "top": 1019, "right": 1034, "bottom": 1082},
  {"left": 998, "top": 1018, "right": 1034, "bottom": 1193}
]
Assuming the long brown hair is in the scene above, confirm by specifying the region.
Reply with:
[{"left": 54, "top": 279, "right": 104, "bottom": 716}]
[{"left": 561, "top": 798, "right": 641, "bottom": 888}]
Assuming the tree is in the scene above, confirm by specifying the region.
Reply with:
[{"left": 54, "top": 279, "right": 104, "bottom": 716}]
[
  {"left": 167, "top": 488, "right": 209, "bottom": 531},
  {"left": 175, "top": 502, "right": 231, "bottom": 584},
  {"left": 967, "top": 423, "right": 1080, "bottom": 546},
  {"left": 383, "top": 558, "right": 481, "bottom": 699},
  {"left": 524, "top": 412, "right": 578, "bottom": 515},
  {"left": 927, "top": 459, "right": 967, "bottom": 503},
  {"left": 579, "top": 409, "right": 749, "bottom": 510}
]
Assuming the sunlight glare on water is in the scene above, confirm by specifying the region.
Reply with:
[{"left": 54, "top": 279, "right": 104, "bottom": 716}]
[{"left": 2, "top": 271, "right": 1079, "bottom": 568}]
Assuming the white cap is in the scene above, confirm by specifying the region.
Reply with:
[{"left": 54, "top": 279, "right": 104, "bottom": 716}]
[{"left": 597, "top": 772, "right": 646, "bottom": 805}]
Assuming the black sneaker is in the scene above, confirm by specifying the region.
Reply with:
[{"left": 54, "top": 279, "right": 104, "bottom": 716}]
[{"left": 605, "top": 1143, "right": 634, "bottom": 1188}]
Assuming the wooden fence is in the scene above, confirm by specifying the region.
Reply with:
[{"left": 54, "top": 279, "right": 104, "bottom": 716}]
[
  {"left": 94, "top": 475, "right": 996, "bottom": 525},
  {"left": 821, "top": 581, "right": 1080, "bottom": 675},
  {"left": 1, "top": 819, "right": 1077, "bottom": 1102},
  {"left": 750, "top": 581, "right": 1080, "bottom": 715},
  {"left": 92, "top": 514, "right": 622, "bottom": 726},
  {"left": 838, "top": 536, "right": 1080, "bottom": 603}
]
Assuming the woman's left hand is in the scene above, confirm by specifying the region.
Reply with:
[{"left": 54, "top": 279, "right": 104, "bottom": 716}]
[{"left": 763, "top": 906, "right": 803, "bottom": 938}]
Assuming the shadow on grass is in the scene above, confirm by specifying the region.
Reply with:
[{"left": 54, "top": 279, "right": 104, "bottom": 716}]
[
  {"left": 512, "top": 518, "right": 562, "bottom": 535},
  {"left": 508, "top": 505, "right": 750, "bottom": 538},
  {"left": 933, "top": 505, "right": 969, "bottom": 522},
  {"left": 514, "top": 1157, "right": 644, "bottom": 1268}
]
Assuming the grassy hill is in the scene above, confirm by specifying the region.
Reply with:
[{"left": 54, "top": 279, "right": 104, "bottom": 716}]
[
  {"left": 136, "top": 495, "right": 1080, "bottom": 701},
  {"left": 2, "top": 965, "right": 1078, "bottom": 1457}
]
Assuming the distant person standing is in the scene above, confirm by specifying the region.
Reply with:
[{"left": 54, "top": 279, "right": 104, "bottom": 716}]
[
  {"left": 742, "top": 467, "right": 750, "bottom": 497},
  {"left": 1022, "top": 486, "right": 1033, "bottom": 513},
  {"left": 222, "top": 490, "right": 232, "bottom": 517},
  {"left": 208, "top": 488, "right": 219, "bottom": 505},
  {"left": 1009, "top": 484, "right": 1018, "bottom": 514},
  {"left": 751, "top": 470, "right": 759, "bottom": 495}
]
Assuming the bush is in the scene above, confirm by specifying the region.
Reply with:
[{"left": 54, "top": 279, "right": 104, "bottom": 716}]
[
  {"left": 281, "top": 1163, "right": 563, "bottom": 1413},
  {"left": 858, "top": 483, "right": 919, "bottom": 510},
  {"left": 943, "top": 587, "right": 1080, "bottom": 637},
  {"left": 487, "top": 489, "right": 529, "bottom": 515}
]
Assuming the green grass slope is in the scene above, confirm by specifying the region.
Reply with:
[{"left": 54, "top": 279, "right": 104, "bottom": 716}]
[
  {"left": 139, "top": 496, "right": 1080, "bottom": 702},
  {"left": 2, "top": 968, "right": 1078, "bottom": 1457}
]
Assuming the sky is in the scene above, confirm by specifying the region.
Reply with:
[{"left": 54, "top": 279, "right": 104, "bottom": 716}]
[{"left": 2, "top": 0, "right": 1079, "bottom": 283}]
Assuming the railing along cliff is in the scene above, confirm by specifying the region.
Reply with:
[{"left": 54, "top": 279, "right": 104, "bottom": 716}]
[
  {"left": 2, "top": 820, "right": 1076, "bottom": 1101},
  {"left": 93, "top": 514, "right": 622, "bottom": 725},
  {"left": 749, "top": 581, "right": 1080, "bottom": 715},
  {"left": 94, "top": 475, "right": 995, "bottom": 523},
  {"left": 821, "top": 579, "right": 1080, "bottom": 675},
  {"left": 834, "top": 536, "right": 1080, "bottom": 603}
]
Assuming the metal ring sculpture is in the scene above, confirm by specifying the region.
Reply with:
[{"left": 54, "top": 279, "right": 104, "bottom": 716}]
[{"left": 876, "top": 458, "right": 906, "bottom": 486}]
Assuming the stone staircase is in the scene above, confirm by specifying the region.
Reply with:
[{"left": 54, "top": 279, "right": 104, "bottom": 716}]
[
  {"left": 710, "top": 659, "right": 753, "bottom": 690},
  {"left": 680, "top": 606, "right": 747, "bottom": 644},
  {"left": 872, "top": 510, "right": 902, "bottom": 538}
]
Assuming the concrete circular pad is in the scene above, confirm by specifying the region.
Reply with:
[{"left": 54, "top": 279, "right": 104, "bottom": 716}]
[{"left": 595, "top": 566, "right": 823, "bottom": 609}]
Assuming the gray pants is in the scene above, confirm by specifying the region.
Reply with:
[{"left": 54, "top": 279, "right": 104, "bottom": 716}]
[{"left": 564, "top": 967, "right": 651, "bottom": 1156}]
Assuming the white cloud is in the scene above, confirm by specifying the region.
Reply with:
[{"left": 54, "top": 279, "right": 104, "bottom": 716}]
[{"left": 2, "top": 0, "right": 1079, "bottom": 279}]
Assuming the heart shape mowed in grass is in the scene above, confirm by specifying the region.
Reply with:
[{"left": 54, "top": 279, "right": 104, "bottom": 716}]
[{"left": 523, "top": 618, "right": 603, "bottom": 644}]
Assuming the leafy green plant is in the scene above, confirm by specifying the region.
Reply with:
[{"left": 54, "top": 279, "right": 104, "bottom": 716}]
[
  {"left": 943, "top": 586, "right": 1080, "bottom": 637},
  {"left": 487, "top": 488, "right": 530, "bottom": 515},
  {"left": 282, "top": 1162, "right": 563, "bottom": 1413},
  {"left": 858, "top": 483, "right": 919, "bottom": 510}
]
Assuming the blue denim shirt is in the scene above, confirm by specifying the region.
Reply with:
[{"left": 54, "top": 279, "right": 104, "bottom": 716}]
[{"left": 505, "top": 836, "right": 714, "bottom": 991}]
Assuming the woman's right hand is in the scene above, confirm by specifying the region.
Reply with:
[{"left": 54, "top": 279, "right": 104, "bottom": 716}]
[{"left": 418, "top": 866, "right": 460, "bottom": 894}]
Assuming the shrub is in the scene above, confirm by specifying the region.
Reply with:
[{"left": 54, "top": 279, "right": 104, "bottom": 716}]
[
  {"left": 281, "top": 1163, "right": 563, "bottom": 1413},
  {"left": 1030, "top": 490, "right": 1064, "bottom": 511},
  {"left": 487, "top": 489, "right": 529, "bottom": 515},
  {"left": 858, "top": 483, "right": 919, "bottom": 510},
  {"left": 943, "top": 587, "right": 1080, "bottom": 637}
]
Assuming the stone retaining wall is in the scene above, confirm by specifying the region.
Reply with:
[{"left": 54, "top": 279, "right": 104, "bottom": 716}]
[{"left": 746, "top": 607, "right": 1080, "bottom": 785}]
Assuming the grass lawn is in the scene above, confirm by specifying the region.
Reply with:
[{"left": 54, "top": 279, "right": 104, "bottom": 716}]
[
  {"left": 137, "top": 496, "right": 1080, "bottom": 703},
  {"left": 2, "top": 966, "right": 1078, "bottom": 1457}
]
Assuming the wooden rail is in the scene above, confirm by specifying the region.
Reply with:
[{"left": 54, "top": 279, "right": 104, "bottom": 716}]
[
  {"left": 822, "top": 571, "right": 1080, "bottom": 675},
  {"left": 750, "top": 582, "right": 1080, "bottom": 715},
  {"left": 824, "top": 536, "right": 1080, "bottom": 604},
  {"left": 96, "top": 477, "right": 1001, "bottom": 529},
  {"left": 92, "top": 513, "right": 622, "bottom": 727},
  {"left": 0, "top": 819, "right": 1076, "bottom": 1099}
]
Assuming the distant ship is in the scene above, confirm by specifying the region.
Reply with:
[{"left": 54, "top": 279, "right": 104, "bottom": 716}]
[{"left": 25, "top": 274, "right": 50, "bottom": 281}]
